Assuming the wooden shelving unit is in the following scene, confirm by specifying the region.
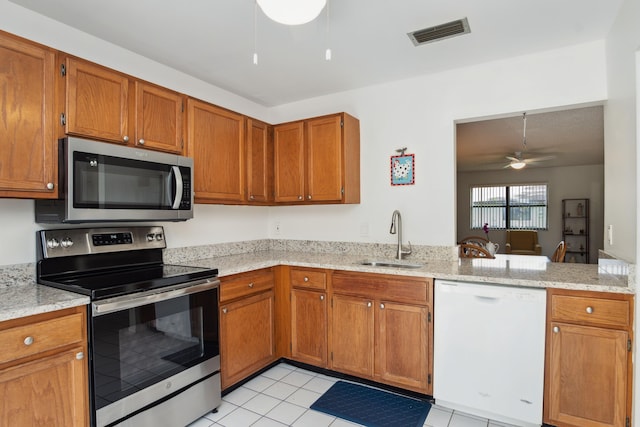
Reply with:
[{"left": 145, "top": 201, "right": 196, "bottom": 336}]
[{"left": 562, "top": 198, "right": 589, "bottom": 263}]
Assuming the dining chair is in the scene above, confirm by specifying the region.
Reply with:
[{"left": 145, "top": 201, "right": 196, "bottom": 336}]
[
  {"left": 459, "top": 243, "right": 494, "bottom": 259},
  {"left": 458, "top": 235, "right": 490, "bottom": 246},
  {"left": 551, "top": 241, "right": 567, "bottom": 262}
]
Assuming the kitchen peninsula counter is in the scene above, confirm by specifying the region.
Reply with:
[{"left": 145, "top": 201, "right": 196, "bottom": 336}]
[{"left": 0, "top": 249, "right": 632, "bottom": 323}]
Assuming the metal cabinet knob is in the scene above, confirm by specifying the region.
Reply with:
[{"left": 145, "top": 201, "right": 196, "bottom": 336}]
[
  {"left": 320, "top": 295, "right": 324, "bottom": 301},
  {"left": 586, "top": 306, "right": 593, "bottom": 314},
  {"left": 76, "top": 352, "right": 84, "bottom": 360},
  {"left": 249, "top": 195, "right": 255, "bottom": 200},
  {"left": 298, "top": 195, "right": 303, "bottom": 200},
  {"left": 248, "top": 282, "right": 254, "bottom": 288},
  {"left": 380, "top": 303, "right": 385, "bottom": 309},
  {"left": 24, "top": 336, "right": 34, "bottom": 346},
  {"left": 307, "top": 195, "right": 312, "bottom": 200},
  {"left": 222, "top": 308, "right": 228, "bottom": 314},
  {"left": 123, "top": 135, "right": 129, "bottom": 142},
  {"left": 303, "top": 277, "right": 309, "bottom": 282},
  {"left": 46, "top": 182, "right": 54, "bottom": 190},
  {"left": 138, "top": 138, "right": 145, "bottom": 145},
  {"left": 367, "top": 302, "right": 372, "bottom": 308},
  {"left": 553, "top": 326, "right": 560, "bottom": 333}
]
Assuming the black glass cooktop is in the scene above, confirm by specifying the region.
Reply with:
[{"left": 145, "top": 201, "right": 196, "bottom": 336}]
[{"left": 39, "top": 263, "right": 218, "bottom": 300}]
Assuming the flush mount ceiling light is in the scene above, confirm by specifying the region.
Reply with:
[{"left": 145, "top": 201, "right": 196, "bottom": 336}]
[{"left": 257, "top": 0, "right": 327, "bottom": 25}]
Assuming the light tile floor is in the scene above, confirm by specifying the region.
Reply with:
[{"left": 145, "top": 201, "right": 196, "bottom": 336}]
[{"left": 188, "top": 363, "right": 520, "bottom": 427}]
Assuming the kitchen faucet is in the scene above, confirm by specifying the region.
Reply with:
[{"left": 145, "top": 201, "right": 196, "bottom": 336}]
[{"left": 389, "top": 210, "right": 412, "bottom": 260}]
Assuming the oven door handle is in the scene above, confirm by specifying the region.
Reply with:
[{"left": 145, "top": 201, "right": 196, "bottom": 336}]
[{"left": 92, "top": 278, "right": 219, "bottom": 316}]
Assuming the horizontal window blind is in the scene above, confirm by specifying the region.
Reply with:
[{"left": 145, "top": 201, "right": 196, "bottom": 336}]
[{"left": 471, "top": 184, "right": 547, "bottom": 230}]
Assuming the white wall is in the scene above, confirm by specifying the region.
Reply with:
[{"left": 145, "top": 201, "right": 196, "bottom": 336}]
[
  {"left": 456, "top": 165, "right": 604, "bottom": 263},
  {"left": 268, "top": 42, "right": 608, "bottom": 248}
]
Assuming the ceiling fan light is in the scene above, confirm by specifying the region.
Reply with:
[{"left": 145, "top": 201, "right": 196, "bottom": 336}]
[
  {"left": 257, "top": 0, "right": 327, "bottom": 25},
  {"left": 510, "top": 161, "right": 526, "bottom": 170}
]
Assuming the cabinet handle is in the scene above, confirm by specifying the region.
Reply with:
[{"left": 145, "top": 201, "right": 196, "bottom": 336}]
[
  {"left": 24, "top": 336, "right": 34, "bottom": 346},
  {"left": 307, "top": 195, "right": 312, "bottom": 200},
  {"left": 248, "top": 282, "right": 254, "bottom": 288},
  {"left": 76, "top": 352, "right": 84, "bottom": 360},
  {"left": 320, "top": 295, "right": 324, "bottom": 301},
  {"left": 249, "top": 195, "right": 255, "bottom": 200},
  {"left": 123, "top": 135, "right": 129, "bottom": 142},
  {"left": 586, "top": 306, "right": 593, "bottom": 314},
  {"left": 298, "top": 195, "right": 303, "bottom": 200},
  {"left": 222, "top": 308, "right": 228, "bottom": 314},
  {"left": 367, "top": 302, "right": 372, "bottom": 308},
  {"left": 553, "top": 326, "right": 560, "bottom": 333},
  {"left": 46, "top": 182, "right": 54, "bottom": 190},
  {"left": 138, "top": 138, "right": 145, "bottom": 145},
  {"left": 380, "top": 303, "right": 385, "bottom": 309},
  {"left": 303, "top": 276, "right": 309, "bottom": 282}
]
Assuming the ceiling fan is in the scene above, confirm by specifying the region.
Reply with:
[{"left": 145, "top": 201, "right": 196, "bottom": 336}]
[{"left": 505, "top": 113, "right": 555, "bottom": 169}]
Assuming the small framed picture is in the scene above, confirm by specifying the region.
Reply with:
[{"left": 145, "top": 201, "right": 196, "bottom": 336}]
[{"left": 390, "top": 154, "right": 415, "bottom": 185}]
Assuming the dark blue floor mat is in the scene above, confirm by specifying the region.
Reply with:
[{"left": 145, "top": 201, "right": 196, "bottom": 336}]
[{"left": 310, "top": 381, "right": 431, "bottom": 427}]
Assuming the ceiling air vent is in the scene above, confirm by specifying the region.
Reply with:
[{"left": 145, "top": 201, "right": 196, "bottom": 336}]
[{"left": 408, "top": 17, "right": 470, "bottom": 46}]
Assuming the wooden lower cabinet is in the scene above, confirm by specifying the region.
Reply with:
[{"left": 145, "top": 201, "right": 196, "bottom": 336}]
[
  {"left": 219, "top": 269, "right": 276, "bottom": 389},
  {"left": 0, "top": 306, "right": 88, "bottom": 427},
  {"left": 544, "top": 289, "right": 633, "bottom": 427},
  {"left": 330, "top": 294, "right": 375, "bottom": 377},
  {"left": 330, "top": 272, "right": 432, "bottom": 394},
  {"left": 291, "top": 288, "right": 328, "bottom": 366}
]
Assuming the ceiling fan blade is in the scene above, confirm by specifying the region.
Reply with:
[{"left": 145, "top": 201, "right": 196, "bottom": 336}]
[
  {"left": 524, "top": 155, "right": 556, "bottom": 163},
  {"left": 505, "top": 156, "right": 519, "bottom": 162}
]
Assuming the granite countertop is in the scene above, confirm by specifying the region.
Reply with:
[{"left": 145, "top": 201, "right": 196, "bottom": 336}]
[{"left": 0, "top": 249, "right": 632, "bottom": 323}]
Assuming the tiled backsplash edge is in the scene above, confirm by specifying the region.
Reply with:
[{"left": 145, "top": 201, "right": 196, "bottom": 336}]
[{"left": 163, "top": 239, "right": 458, "bottom": 264}]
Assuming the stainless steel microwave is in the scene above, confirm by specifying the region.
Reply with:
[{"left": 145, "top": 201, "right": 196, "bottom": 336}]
[{"left": 35, "top": 137, "right": 194, "bottom": 223}]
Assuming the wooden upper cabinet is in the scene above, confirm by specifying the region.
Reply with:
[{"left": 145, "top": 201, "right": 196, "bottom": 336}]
[
  {"left": 186, "top": 99, "right": 246, "bottom": 203},
  {"left": 306, "top": 115, "right": 344, "bottom": 202},
  {"left": 246, "top": 118, "right": 273, "bottom": 203},
  {"left": 0, "top": 31, "right": 57, "bottom": 198},
  {"left": 63, "top": 56, "right": 185, "bottom": 153},
  {"left": 274, "top": 113, "right": 360, "bottom": 204},
  {"left": 63, "top": 56, "right": 130, "bottom": 143},
  {"left": 274, "top": 121, "right": 305, "bottom": 202},
  {"left": 134, "top": 81, "right": 184, "bottom": 153}
]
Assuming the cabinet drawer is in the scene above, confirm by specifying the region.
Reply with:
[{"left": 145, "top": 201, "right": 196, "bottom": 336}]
[
  {"left": 0, "top": 312, "right": 84, "bottom": 365},
  {"left": 220, "top": 269, "right": 274, "bottom": 302},
  {"left": 332, "top": 272, "right": 429, "bottom": 305},
  {"left": 550, "top": 294, "right": 631, "bottom": 328},
  {"left": 291, "top": 268, "right": 326, "bottom": 290}
]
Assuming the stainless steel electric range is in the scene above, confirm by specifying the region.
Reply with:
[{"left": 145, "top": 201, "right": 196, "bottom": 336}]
[{"left": 36, "top": 226, "right": 221, "bottom": 427}]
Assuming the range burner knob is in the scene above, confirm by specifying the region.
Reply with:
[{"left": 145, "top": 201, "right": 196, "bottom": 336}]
[
  {"left": 47, "top": 238, "right": 60, "bottom": 249},
  {"left": 155, "top": 233, "right": 164, "bottom": 241},
  {"left": 147, "top": 233, "right": 155, "bottom": 242},
  {"left": 61, "top": 237, "right": 74, "bottom": 248}
]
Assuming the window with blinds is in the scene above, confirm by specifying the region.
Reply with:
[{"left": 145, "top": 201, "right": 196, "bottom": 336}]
[{"left": 471, "top": 184, "right": 548, "bottom": 230}]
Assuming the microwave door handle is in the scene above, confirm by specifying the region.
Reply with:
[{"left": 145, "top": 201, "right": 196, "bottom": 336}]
[{"left": 171, "top": 166, "right": 183, "bottom": 209}]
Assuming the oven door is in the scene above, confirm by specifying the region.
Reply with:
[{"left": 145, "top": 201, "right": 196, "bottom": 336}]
[{"left": 90, "top": 279, "right": 219, "bottom": 427}]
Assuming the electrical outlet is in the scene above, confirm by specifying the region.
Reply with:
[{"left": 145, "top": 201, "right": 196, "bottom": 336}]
[
  {"left": 607, "top": 224, "right": 613, "bottom": 245},
  {"left": 275, "top": 221, "right": 281, "bottom": 235}
]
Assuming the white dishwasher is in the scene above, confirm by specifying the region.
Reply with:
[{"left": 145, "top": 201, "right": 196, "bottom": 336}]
[{"left": 433, "top": 280, "right": 546, "bottom": 427}]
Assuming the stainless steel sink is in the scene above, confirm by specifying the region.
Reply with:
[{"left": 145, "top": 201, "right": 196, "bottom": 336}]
[{"left": 358, "top": 260, "right": 423, "bottom": 269}]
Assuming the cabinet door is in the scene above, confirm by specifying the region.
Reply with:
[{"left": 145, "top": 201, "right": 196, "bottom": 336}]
[
  {"left": 306, "top": 115, "right": 343, "bottom": 202},
  {"left": 0, "top": 32, "right": 57, "bottom": 198},
  {"left": 220, "top": 291, "right": 275, "bottom": 389},
  {"left": 273, "top": 121, "right": 305, "bottom": 202},
  {"left": 291, "top": 289, "right": 327, "bottom": 366},
  {"left": 0, "top": 347, "right": 88, "bottom": 427},
  {"left": 187, "top": 99, "right": 245, "bottom": 202},
  {"left": 64, "top": 57, "right": 130, "bottom": 144},
  {"left": 247, "top": 118, "right": 272, "bottom": 203},
  {"left": 330, "top": 294, "right": 374, "bottom": 377},
  {"left": 376, "top": 301, "right": 429, "bottom": 393},
  {"left": 134, "top": 81, "right": 184, "bottom": 154},
  {"left": 547, "top": 322, "right": 628, "bottom": 427}
]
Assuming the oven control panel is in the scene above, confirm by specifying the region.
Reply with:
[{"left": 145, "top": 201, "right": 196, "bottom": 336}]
[{"left": 38, "top": 226, "right": 166, "bottom": 258}]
